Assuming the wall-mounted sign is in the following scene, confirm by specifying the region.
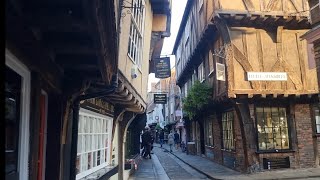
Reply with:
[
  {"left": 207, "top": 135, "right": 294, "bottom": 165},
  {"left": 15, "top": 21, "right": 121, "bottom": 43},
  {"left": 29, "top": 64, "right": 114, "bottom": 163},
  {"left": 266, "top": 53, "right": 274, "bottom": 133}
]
[
  {"left": 247, "top": 72, "right": 287, "bottom": 81},
  {"left": 216, "top": 63, "right": 226, "bottom": 81},
  {"left": 154, "top": 57, "right": 171, "bottom": 79},
  {"left": 154, "top": 94, "right": 167, "bottom": 104}
]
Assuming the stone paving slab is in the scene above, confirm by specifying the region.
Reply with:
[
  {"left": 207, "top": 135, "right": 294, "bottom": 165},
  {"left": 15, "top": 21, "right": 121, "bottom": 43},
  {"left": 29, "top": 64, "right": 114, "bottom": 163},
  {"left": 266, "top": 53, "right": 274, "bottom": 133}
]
[{"left": 158, "top": 144, "right": 320, "bottom": 180}]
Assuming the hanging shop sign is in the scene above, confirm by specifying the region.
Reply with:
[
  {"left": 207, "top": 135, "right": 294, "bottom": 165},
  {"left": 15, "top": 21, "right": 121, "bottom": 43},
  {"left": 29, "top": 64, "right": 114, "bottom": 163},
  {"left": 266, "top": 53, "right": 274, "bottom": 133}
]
[
  {"left": 247, "top": 72, "right": 288, "bottom": 81},
  {"left": 154, "top": 57, "right": 171, "bottom": 78},
  {"left": 154, "top": 94, "right": 167, "bottom": 104}
]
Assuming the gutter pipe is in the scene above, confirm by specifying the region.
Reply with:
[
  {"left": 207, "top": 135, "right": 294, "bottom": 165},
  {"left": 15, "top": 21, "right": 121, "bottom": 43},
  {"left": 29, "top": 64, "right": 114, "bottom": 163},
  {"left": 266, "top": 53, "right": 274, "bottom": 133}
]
[{"left": 69, "top": 74, "right": 118, "bottom": 180}]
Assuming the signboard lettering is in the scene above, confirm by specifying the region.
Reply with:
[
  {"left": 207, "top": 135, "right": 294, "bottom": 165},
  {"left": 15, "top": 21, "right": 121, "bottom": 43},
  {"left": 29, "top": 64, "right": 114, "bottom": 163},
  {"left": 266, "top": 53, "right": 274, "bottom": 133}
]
[
  {"left": 154, "top": 94, "right": 167, "bottom": 104},
  {"left": 154, "top": 57, "right": 171, "bottom": 79},
  {"left": 247, "top": 72, "right": 287, "bottom": 81}
]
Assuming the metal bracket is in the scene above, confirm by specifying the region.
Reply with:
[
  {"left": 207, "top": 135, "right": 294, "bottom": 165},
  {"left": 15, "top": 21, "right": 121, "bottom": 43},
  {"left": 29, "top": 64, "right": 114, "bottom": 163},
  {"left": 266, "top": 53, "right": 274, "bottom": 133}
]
[
  {"left": 212, "top": 44, "right": 227, "bottom": 59},
  {"left": 121, "top": 0, "right": 145, "bottom": 17}
]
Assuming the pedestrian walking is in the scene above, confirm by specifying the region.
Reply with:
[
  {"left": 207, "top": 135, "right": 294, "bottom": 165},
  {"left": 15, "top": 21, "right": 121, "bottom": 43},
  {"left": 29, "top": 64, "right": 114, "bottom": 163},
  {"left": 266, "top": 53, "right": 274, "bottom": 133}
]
[
  {"left": 168, "top": 130, "right": 175, "bottom": 152},
  {"left": 174, "top": 130, "right": 180, "bottom": 150},
  {"left": 141, "top": 126, "right": 152, "bottom": 159},
  {"left": 159, "top": 129, "right": 164, "bottom": 147}
]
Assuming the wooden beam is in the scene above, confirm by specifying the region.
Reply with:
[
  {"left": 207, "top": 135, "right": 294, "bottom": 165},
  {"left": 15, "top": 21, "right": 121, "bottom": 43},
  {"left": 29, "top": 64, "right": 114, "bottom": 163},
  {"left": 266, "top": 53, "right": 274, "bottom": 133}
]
[
  {"left": 243, "top": 0, "right": 255, "bottom": 11},
  {"left": 24, "top": 9, "right": 89, "bottom": 32},
  {"left": 50, "top": 43, "right": 97, "bottom": 55},
  {"left": 266, "top": 0, "right": 278, "bottom": 11}
]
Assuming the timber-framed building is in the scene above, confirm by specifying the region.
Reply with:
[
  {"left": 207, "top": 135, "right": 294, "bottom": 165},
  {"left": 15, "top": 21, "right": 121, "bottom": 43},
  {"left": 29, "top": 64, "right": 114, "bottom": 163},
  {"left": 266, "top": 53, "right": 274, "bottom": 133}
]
[
  {"left": 5, "top": 0, "right": 171, "bottom": 180},
  {"left": 174, "top": 0, "right": 319, "bottom": 172}
]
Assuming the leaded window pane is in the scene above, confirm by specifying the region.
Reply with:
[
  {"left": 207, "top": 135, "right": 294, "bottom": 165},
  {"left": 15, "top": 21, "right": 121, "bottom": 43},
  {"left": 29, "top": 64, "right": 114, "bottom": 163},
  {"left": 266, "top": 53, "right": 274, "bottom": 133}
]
[
  {"left": 256, "top": 107, "right": 290, "bottom": 151},
  {"left": 222, "top": 111, "right": 235, "bottom": 151}
]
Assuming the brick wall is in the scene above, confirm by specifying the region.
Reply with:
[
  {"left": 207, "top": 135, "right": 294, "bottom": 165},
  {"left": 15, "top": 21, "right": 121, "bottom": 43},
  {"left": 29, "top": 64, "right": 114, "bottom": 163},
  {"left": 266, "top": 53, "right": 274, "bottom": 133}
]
[
  {"left": 233, "top": 111, "right": 246, "bottom": 171},
  {"left": 295, "top": 104, "right": 316, "bottom": 168}
]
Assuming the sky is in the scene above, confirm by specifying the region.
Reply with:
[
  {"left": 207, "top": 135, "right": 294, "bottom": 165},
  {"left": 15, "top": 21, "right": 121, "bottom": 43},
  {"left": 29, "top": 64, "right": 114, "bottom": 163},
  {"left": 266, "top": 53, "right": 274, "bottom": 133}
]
[{"left": 147, "top": 0, "right": 187, "bottom": 91}]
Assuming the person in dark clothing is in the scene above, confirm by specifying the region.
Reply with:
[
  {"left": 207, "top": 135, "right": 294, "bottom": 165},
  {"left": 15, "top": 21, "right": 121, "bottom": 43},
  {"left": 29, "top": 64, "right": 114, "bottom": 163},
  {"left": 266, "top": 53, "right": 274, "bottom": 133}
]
[
  {"left": 159, "top": 129, "right": 164, "bottom": 147},
  {"left": 174, "top": 130, "right": 180, "bottom": 150},
  {"left": 141, "top": 127, "right": 152, "bottom": 159}
]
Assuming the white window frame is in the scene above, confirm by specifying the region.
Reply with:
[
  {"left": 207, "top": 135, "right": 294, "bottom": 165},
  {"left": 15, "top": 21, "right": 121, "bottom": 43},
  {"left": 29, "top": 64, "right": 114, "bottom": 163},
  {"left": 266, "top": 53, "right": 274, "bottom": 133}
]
[
  {"left": 128, "top": 0, "right": 145, "bottom": 69},
  {"left": 40, "top": 90, "right": 48, "bottom": 180},
  {"left": 5, "top": 49, "right": 31, "bottom": 180},
  {"left": 76, "top": 108, "right": 113, "bottom": 180},
  {"left": 198, "top": 62, "right": 205, "bottom": 82}
]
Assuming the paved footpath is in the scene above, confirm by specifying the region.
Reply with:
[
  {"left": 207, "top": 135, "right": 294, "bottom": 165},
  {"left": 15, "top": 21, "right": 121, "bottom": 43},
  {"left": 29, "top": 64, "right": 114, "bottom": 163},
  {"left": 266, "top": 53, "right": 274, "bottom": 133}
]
[
  {"left": 159, "top": 144, "right": 320, "bottom": 180},
  {"left": 129, "top": 145, "right": 209, "bottom": 180}
]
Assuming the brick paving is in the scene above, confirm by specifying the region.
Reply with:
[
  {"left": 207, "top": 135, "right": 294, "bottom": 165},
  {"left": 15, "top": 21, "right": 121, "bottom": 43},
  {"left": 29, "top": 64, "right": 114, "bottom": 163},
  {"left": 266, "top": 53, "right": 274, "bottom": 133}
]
[{"left": 159, "top": 143, "right": 320, "bottom": 180}]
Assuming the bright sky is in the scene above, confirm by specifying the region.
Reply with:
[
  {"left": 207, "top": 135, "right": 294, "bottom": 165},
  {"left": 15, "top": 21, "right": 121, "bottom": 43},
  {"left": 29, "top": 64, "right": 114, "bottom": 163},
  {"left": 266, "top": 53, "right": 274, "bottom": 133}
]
[{"left": 147, "top": 0, "right": 187, "bottom": 92}]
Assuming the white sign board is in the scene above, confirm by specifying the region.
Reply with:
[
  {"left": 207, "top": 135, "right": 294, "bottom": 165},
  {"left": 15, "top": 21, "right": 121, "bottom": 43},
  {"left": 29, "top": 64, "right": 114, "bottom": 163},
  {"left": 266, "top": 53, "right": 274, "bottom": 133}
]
[{"left": 247, "top": 72, "right": 287, "bottom": 81}]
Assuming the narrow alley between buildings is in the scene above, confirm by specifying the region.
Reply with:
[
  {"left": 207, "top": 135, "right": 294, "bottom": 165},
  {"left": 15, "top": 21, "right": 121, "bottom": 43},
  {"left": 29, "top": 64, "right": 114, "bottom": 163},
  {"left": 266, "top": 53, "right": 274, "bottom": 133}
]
[{"left": 129, "top": 144, "right": 209, "bottom": 180}]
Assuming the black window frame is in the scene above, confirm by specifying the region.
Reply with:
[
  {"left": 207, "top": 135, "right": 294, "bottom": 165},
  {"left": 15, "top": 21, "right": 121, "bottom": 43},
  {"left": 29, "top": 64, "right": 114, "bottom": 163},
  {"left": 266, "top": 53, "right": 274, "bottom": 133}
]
[{"left": 255, "top": 106, "right": 292, "bottom": 153}]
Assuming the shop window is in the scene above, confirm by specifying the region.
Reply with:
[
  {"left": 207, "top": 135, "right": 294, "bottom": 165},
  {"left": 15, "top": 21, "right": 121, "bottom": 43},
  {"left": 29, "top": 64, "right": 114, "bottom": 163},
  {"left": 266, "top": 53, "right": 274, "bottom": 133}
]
[
  {"left": 256, "top": 107, "right": 290, "bottom": 151},
  {"left": 205, "top": 117, "right": 214, "bottom": 146},
  {"left": 315, "top": 107, "right": 320, "bottom": 134},
  {"left": 76, "top": 108, "right": 113, "bottom": 180},
  {"left": 222, "top": 111, "right": 235, "bottom": 151}
]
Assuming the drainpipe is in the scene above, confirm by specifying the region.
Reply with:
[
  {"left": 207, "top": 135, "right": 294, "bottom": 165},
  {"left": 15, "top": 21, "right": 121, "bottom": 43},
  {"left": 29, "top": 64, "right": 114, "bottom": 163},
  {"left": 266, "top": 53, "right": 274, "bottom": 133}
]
[{"left": 69, "top": 75, "right": 118, "bottom": 180}]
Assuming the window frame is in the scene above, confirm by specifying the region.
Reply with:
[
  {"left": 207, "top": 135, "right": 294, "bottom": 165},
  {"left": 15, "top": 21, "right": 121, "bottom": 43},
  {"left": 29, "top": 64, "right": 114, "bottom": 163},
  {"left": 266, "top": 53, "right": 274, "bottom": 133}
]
[
  {"left": 76, "top": 108, "right": 113, "bottom": 180},
  {"left": 205, "top": 117, "right": 214, "bottom": 147},
  {"left": 198, "top": 62, "right": 205, "bottom": 82},
  {"left": 221, "top": 111, "right": 235, "bottom": 151},
  {"left": 313, "top": 105, "right": 320, "bottom": 134},
  {"left": 127, "top": 0, "right": 145, "bottom": 69},
  {"left": 5, "top": 49, "right": 31, "bottom": 180},
  {"left": 255, "top": 106, "right": 291, "bottom": 153}
]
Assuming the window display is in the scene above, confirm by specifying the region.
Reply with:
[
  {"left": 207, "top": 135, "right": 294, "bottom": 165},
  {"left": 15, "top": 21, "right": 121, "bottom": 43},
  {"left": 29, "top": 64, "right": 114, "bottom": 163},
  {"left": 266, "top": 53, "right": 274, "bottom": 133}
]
[{"left": 256, "top": 107, "right": 290, "bottom": 151}]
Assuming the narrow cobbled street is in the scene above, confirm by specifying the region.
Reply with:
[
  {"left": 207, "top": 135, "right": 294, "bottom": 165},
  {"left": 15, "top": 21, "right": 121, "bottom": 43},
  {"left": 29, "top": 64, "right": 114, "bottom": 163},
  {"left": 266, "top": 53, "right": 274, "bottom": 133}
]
[{"left": 129, "top": 145, "right": 209, "bottom": 180}]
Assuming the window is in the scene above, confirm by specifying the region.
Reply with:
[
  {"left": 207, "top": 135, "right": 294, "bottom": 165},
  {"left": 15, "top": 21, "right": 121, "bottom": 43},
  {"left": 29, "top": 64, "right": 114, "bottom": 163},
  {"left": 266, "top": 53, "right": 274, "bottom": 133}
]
[
  {"left": 208, "top": 50, "right": 214, "bottom": 76},
  {"left": 128, "top": 0, "right": 145, "bottom": 69},
  {"left": 222, "top": 111, "right": 235, "bottom": 151},
  {"left": 256, "top": 107, "right": 290, "bottom": 151},
  {"left": 314, "top": 106, "right": 320, "bottom": 134},
  {"left": 205, "top": 117, "right": 214, "bottom": 146},
  {"left": 198, "top": 62, "right": 205, "bottom": 82},
  {"left": 6, "top": 50, "right": 31, "bottom": 180},
  {"left": 76, "top": 108, "right": 113, "bottom": 180}
]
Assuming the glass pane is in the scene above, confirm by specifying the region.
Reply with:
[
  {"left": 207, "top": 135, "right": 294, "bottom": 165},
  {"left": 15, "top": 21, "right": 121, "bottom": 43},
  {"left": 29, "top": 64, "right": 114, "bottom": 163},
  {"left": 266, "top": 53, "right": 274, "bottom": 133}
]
[
  {"left": 279, "top": 108, "right": 287, "bottom": 127},
  {"left": 77, "top": 135, "right": 82, "bottom": 153},
  {"left": 87, "top": 153, "right": 91, "bottom": 170},
  {"left": 316, "top": 125, "right": 320, "bottom": 133},
  {"left": 97, "top": 151, "right": 101, "bottom": 166},
  {"left": 101, "top": 150, "right": 105, "bottom": 164},
  {"left": 86, "top": 135, "right": 91, "bottom": 152},
  {"left": 5, "top": 66, "right": 22, "bottom": 175},
  {"left": 76, "top": 155, "right": 80, "bottom": 174},
  {"left": 84, "top": 116, "right": 88, "bottom": 133}
]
